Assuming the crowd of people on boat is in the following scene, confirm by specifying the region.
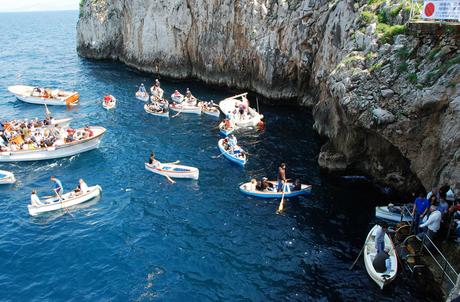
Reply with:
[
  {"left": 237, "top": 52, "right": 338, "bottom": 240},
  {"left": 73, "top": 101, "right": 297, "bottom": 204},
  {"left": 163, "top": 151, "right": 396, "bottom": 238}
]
[
  {"left": 221, "top": 135, "right": 244, "bottom": 156},
  {"left": 0, "top": 119, "right": 94, "bottom": 151}
]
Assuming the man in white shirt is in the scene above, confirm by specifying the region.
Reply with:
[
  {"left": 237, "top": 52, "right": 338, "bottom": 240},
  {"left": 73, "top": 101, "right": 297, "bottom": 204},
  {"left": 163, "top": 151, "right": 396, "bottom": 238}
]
[
  {"left": 419, "top": 205, "right": 442, "bottom": 244},
  {"left": 30, "top": 190, "right": 44, "bottom": 206}
]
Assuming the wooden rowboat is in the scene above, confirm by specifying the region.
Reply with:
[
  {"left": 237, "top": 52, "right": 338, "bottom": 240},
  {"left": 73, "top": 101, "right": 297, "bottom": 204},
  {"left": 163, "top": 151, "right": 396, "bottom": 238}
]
[
  {"left": 8, "top": 85, "right": 79, "bottom": 106},
  {"left": 169, "top": 103, "right": 201, "bottom": 115},
  {"left": 198, "top": 101, "right": 220, "bottom": 117},
  {"left": 219, "top": 92, "right": 263, "bottom": 128},
  {"left": 102, "top": 95, "right": 116, "bottom": 110},
  {"left": 135, "top": 91, "right": 149, "bottom": 102},
  {"left": 145, "top": 162, "right": 199, "bottom": 180},
  {"left": 217, "top": 138, "right": 246, "bottom": 166},
  {"left": 363, "top": 225, "right": 398, "bottom": 289},
  {"left": 0, "top": 170, "right": 16, "bottom": 184},
  {"left": 144, "top": 103, "right": 169, "bottom": 118},
  {"left": 27, "top": 185, "right": 102, "bottom": 216},
  {"left": 239, "top": 180, "right": 311, "bottom": 198}
]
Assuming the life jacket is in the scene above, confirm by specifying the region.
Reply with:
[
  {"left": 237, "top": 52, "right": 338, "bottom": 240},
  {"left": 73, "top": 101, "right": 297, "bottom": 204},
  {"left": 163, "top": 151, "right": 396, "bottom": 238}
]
[{"left": 372, "top": 251, "right": 389, "bottom": 273}]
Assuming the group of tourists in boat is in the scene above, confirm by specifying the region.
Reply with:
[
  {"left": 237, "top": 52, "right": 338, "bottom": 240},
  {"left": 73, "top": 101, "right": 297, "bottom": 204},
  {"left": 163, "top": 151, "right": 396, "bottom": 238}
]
[{"left": 8, "top": 85, "right": 79, "bottom": 106}]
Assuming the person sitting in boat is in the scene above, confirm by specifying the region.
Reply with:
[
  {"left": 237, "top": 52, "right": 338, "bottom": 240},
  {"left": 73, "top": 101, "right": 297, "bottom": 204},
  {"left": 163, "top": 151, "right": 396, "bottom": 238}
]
[
  {"left": 375, "top": 222, "right": 387, "bottom": 254},
  {"left": 228, "top": 134, "right": 238, "bottom": 152},
  {"left": 65, "top": 132, "right": 75, "bottom": 143},
  {"left": 260, "top": 177, "right": 274, "bottom": 192},
  {"left": 84, "top": 127, "right": 94, "bottom": 137},
  {"left": 149, "top": 152, "right": 160, "bottom": 167},
  {"left": 42, "top": 90, "right": 50, "bottom": 98},
  {"left": 30, "top": 190, "right": 45, "bottom": 206},
  {"left": 372, "top": 247, "right": 391, "bottom": 274},
  {"left": 139, "top": 84, "right": 146, "bottom": 94},
  {"left": 51, "top": 176, "right": 63, "bottom": 199},
  {"left": 247, "top": 179, "right": 257, "bottom": 191},
  {"left": 224, "top": 118, "right": 233, "bottom": 130},
  {"left": 292, "top": 179, "right": 301, "bottom": 191},
  {"left": 74, "top": 178, "right": 89, "bottom": 195},
  {"left": 104, "top": 95, "right": 112, "bottom": 105},
  {"left": 32, "top": 87, "right": 42, "bottom": 96}
]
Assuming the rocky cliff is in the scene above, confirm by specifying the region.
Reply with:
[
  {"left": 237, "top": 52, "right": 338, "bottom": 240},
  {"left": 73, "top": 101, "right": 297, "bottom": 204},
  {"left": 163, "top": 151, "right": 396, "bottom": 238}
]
[{"left": 77, "top": 0, "right": 460, "bottom": 194}]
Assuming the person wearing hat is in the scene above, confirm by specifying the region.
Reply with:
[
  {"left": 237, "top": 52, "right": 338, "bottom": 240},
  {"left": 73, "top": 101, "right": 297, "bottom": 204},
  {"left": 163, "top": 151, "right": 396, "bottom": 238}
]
[
  {"left": 139, "top": 83, "right": 146, "bottom": 94},
  {"left": 372, "top": 247, "right": 391, "bottom": 273}
]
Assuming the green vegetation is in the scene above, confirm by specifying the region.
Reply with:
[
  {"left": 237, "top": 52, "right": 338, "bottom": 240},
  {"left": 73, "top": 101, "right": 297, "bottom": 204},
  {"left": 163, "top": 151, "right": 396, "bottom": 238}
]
[
  {"left": 79, "top": 0, "right": 86, "bottom": 17},
  {"left": 370, "top": 61, "right": 383, "bottom": 72},
  {"left": 376, "top": 24, "right": 405, "bottom": 43},
  {"left": 416, "top": 83, "right": 424, "bottom": 89},
  {"left": 378, "top": 9, "right": 389, "bottom": 24},
  {"left": 361, "top": 11, "right": 377, "bottom": 23},
  {"left": 407, "top": 72, "right": 417, "bottom": 83},
  {"left": 341, "top": 54, "right": 363, "bottom": 66},
  {"left": 427, "top": 47, "right": 440, "bottom": 61},
  {"left": 390, "top": 3, "right": 404, "bottom": 17},
  {"left": 368, "top": 0, "right": 386, "bottom": 6},
  {"left": 397, "top": 62, "right": 408, "bottom": 72},
  {"left": 397, "top": 47, "right": 410, "bottom": 60},
  {"left": 425, "top": 55, "right": 460, "bottom": 84}
]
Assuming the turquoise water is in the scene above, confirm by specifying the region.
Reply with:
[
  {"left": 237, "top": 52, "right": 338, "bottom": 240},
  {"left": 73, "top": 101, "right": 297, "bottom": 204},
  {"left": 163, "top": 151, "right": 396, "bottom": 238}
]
[{"left": 0, "top": 10, "right": 438, "bottom": 301}]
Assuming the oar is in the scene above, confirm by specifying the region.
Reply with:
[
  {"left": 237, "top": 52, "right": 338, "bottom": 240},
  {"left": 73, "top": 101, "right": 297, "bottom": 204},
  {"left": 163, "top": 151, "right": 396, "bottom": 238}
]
[
  {"left": 54, "top": 189, "right": 75, "bottom": 218},
  {"left": 212, "top": 153, "right": 224, "bottom": 159},
  {"left": 172, "top": 108, "right": 182, "bottom": 118},
  {"left": 349, "top": 243, "right": 366, "bottom": 270},
  {"left": 164, "top": 175, "right": 176, "bottom": 184},
  {"left": 164, "top": 160, "right": 180, "bottom": 165},
  {"left": 276, "top": 183, "right": 286, "bottom": 214}
]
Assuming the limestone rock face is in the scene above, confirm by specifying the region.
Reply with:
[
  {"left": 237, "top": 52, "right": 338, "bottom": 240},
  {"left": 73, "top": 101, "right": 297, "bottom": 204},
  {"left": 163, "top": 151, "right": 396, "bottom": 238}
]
[{"left": 77, "top": 0, "right": 460, "bottom": 194}]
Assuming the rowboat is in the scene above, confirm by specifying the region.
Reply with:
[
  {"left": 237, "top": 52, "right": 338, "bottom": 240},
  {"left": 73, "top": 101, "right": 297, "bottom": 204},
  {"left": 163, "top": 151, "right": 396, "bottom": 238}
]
[
  {"left": 198, "top": 101, "right": 220, "bottom": 117},
  {"left": 145, "top": 162, "right": 199, "bottom": 180},
  {"left": 144, "top": 103, "right": 169, "bottom": 118},
  {"left": 135, "top": 91, "right": 149, "bottom": 102},
  {"left": 151, "top": 86, "right": 164, "bottom": 99},
  {"left": 364, "top": 225, "right": 398, "bottom": 289},
  {"left": 219, "top": 121, "right": 237, "bottom": 136},
  {"left": 239, "top": 180, "right": 311, "bottom": 198},
  {"left": 219, "top": 92, "right": 263, "bottom": 128},
  {"left": 218, "top": 138, "right": 246, "bottom": 166},
  {"left": 102, "top": 95, "right": 116, "bottom": 110},
  {"left": 0, "top": 126, "right": 106, "bottom": 162},
  {"left": 169, "top": 103, "right": 201, "bottom": 115},
  {"left": 375, "top": 204, "right": 413, "bottom": 222},
  {"left": 27, "top": 185, "right": 102, "bottom": 216},
  {"left": 8, "top": 85, "right": 79, "bottom": 106},
  {"left": 171, "top": 91, "right": 184, "bottom": 103},
  {"left": 0, "top": 170, "right": 16, "bottom": 184}
]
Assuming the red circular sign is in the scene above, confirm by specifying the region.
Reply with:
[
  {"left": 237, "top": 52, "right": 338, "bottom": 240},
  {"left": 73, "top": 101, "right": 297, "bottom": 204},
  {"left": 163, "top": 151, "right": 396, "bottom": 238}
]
[{"left": 425, "top": 2, "right": 435, "bottom": 17}]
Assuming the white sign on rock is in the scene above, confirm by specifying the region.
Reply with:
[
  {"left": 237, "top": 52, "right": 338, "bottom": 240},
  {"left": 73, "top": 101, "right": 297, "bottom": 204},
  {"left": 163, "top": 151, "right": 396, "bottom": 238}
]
[{"left": 421, "top": 0, "right": 460, "bottom": 21}]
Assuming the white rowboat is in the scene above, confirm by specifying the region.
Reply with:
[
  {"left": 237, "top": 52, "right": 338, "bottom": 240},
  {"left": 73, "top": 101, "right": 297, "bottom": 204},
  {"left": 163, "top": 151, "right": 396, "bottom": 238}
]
[
  {"left": 217, "top": 138, "right": 246, "bottom": 166},
  {"left": 198, "top": 102, "right": 220, "bottom": 117},
  {"left": 8, "top": 85, "right": 79, "bottom": 106},
  {"left": 0, "top": 170, "right": 16, "bottom": 184},
  {"left": 363, "top": 225, "right": 398, "bottom": 289},
  {"left": 239, "top": 181, "right": 311, "bottom": 198},
  {"left": 375, "top": 204, "right": 413, "bottom": 222},
  {"left": 169, "top": 103, "right": 201, "bottom": 115},
  {"left": 171, "top": 92, "right": 184, "bottom": 103},
  {"left": 145, "top": 162, "right": 199, "bottom": 180},
  {"left": 144, "top": 103, "right": 169, "bottom": 118},
  {"left": 135, "top": 91, "right": 149, "bottom": 102},
  {"left": 219, "top": 92, "right": 263, "bottom": 128},
  {"left": 0, "top": 126, "right": 106, "bottom": 162},
  {"left": 102, "top": 95, "right": 116, "bottom": 110},
  {"left": 27, "top": 185, "right": 102, "bottom": 216}
]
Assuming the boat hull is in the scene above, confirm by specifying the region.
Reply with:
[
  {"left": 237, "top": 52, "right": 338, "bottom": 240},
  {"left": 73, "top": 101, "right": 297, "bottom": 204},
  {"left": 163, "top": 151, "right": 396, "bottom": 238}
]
[
  {"left": 375, "top": 206, "right": 412, "bottom": 222},
  {"left": 0, "top": 170, "right": 16, "bottom": 184},
  {"left": 8, "top": 85, "right": 79, "bottom": 106},
  {"left": 363, "top": 225, "right": 398, "bottom": 289},
  {"left": 145, "top": 162, "right": 199, "bottom": 180},
  {"left": 135, "top": 92, "right": 149, "bottom": 102},
  {"left": 144, "top": 104, "right": 169, "bottom": 117},
  {"left": 0, "top": 127, "right": 106, "bottom": 162},
  {"left": 219, "top": 122, "right": 236, "bottom": 136},
  {"left": 218, "top": 139, "right": 246, "bottom": 166},
  {"left": 239, "top": 181, "right": 311, "bottom": 198},
  {"left": 169, "top": 104, "right": 201, "bottom": 115},
  {"left": 27, "top": 185, "right": 102, "bottom": 216}
]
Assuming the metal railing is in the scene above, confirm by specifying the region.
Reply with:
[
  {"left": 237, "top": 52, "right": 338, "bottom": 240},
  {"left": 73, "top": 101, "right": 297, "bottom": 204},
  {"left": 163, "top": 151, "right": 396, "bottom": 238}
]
[{"left": 419, "top": 234, "right": 459, "bottom": 293}]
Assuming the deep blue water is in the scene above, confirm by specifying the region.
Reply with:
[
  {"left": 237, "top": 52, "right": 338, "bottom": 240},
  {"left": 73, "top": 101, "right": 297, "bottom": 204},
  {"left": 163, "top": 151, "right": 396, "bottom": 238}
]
[{"left": 0, "top": 10, "right": 439, "bottom": 301}]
